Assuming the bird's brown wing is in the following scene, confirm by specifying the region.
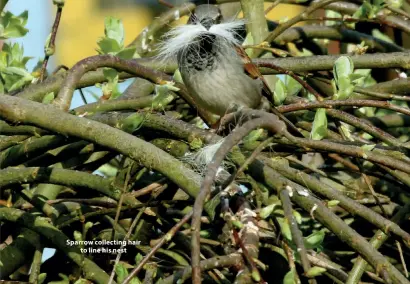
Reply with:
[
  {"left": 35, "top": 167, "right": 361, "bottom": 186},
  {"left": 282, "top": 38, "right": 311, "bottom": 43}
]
[{"left": 235, "top": 46, "right": 303, "bottom": 137}]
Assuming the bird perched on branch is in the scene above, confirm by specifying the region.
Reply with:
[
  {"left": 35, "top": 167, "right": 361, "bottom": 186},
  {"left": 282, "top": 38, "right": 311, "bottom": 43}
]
[{"left": 158, "top": 4, "right": 301, "bottom": 136}]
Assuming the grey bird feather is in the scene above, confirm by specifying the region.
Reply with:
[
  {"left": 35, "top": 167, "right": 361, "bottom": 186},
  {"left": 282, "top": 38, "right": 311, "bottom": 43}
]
[
  {"left": 158, "top": 5, "right": 266, "bottom": 117},
  {"left": 157, "top": 4, "right": 301, "bottom": 174}
]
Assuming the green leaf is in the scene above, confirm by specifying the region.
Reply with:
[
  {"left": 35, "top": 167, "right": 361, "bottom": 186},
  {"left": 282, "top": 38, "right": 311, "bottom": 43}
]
[
  {"left": 373, "top": 0, "right": 385, "bottom": 8},
  {"left": 0, "top": 11, "right": 29, "bottom": 39},
  {"left": 105, "top": 17, "right": 124, "bottom": 46},
  {"left": 244, "top": 129, "right": 264, "bottom": 144},
  {"left": 372, "top": 29, "right": 394, "bottom": 43},
  {"left": 189, "top": 137, "right": 203, "bottom": 150},
  {"left": 103, "top": 68, "right": 117, "bottom": 81},
  {"left": 352, "top": 1, "right": 373, "bottom": 19},
  {"left": 204, "top": 192, "right": 221, "bottom": 221},
  {"left": 293, "top": 210, "right": 302, "bottom": 224},
  {"left": 299, "top": 48, "right": 313, "bottom": 56},
  {"left": 173, "top": 69, "right": 183, "bottom": 83},
  {"left": 135, "top": 253, "right": 143, "bottom": 265},
  {"left": 73, "top": 230, "right": 82, "bottom": 242},
  {"left": 101, "top": 68, "right": 121, "bottom": 99},
  {"left": 232, "top": 220, "right": 244, "bottom": 229},
  {"left": 311, "top": 108, "right": 327, "bottom": 140},
  {"left": 159, "top": 81, "right": 180, "bottom": 92},
  {"left": 306, "top": 266, "right": 327, "bottom": 277},
  {"left": 283, "top": 268, "right": 297, "bottom": 284},
  {"left": 251, "top": 269, "right": 261, "bottom": 282},
  {"left": 333, "top": 56, "right": 354, "bottom": 84},
  {"left": 304, "top": 230, "right": 325, "bottom": 250},
  {"left": 0, "top": 43, "right": 32, "bottom": 93},
  {"left": 242, "top": 32, "right": 254, "bottom": 57},
  {"left": 115, "top": 263, "right": 129, "bottom": 283},
  {"left": 97, "top": 163, "right": 118, "bottom": 177},
  {"left": 361, "top": 144, "right": 376, "bottom": 151},
  {"left": 349, "top": 73, "right": 365, "bottom": 83},
  {"left": 327, "top": 200, "right": 340, "bottom": 207},
  {"left": 44, "top": 33, "right": 54, "bottom": 56},
  {"left": 130, "top": 278, "right": 142, "bottom": 284},
  {"left": 386, "top": 0, "right": 402, "bottom": 8},
  {"left": 274, "top": 79, "right": 287, "bottom": 106},
  {"left": 7, "top": 76, "right": 32, "bottom": 92},
  {"left": 38, "top": 273, "right": 47, "bottom": 284},
  {"left": 2, "top": 66, "right": 32, "bottom": 78},
  {"left": 11, "top": 42, "right": 24, "bottom": 63},
  {"left": 49, "top": 273, "right": 70, "bottom": 284},
  {"left": 18, "top": 11, "right": 29, "bottom": 26},
  {"left": 325, "top": 10, "right": 342, "bottom": 26},
  {"left": 96, "top": 37, "right": 122, "bottom": 54},
  {"left": 277, "top": 217, "right": 292, "bottom": 241},
  {"left": 152, "top": 84, "right": 176, "bottom": 110},
  {"left": 119, "top": 112, "right": 145, "bottom": 133},
  {"left": 42, "top": 92, "right": 55, "bottom": 104},
  {"left": 73, "top": 279, "right": 92, "bottom": 284},
  {"left": 285, "top": 75, "right": 302, "bottom": 97},
  {"left": 84, "top": 222, "right": 94, "bottom": 235},
  {"left": 116, "top": 46, "right": 136, "bottom": 59},
  {"left": 259, "top": 203, "right": 277, "bottom": 219},
  {"left": 334, "top": 76, "right": 354, "bottom": 100},
  {"left": 340, "top": 123, "right": 352, "bottom": 140}
]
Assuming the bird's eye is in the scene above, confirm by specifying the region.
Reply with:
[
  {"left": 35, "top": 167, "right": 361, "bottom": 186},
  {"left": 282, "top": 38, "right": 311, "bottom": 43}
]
[{"left": 214, "top": 14, "right": 222, "bottom": 22}]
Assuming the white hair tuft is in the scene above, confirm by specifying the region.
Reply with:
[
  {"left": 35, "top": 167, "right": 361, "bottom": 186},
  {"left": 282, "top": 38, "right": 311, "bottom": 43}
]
[
  {"left": 156, "top": 18, "right": 245, "bottom": 63},
  {"left": 208, "top": 20, "right": 245, "bottom": 46},
  {"left": 181, "top": 139, "right": 230, "bottom": 182}
]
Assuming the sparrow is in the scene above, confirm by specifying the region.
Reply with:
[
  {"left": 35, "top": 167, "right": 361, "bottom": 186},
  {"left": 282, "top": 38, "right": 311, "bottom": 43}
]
[{"left": 158, "top": 4, "right": 301, "bottom": 136}]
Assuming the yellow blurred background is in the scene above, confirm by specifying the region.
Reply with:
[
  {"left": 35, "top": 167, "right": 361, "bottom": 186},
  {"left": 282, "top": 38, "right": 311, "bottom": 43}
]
[{"left": 55, "top": 0, "right": 304, "bottom": 67}]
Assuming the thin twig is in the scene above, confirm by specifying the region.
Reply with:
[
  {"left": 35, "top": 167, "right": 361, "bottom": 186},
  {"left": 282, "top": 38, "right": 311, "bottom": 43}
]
[
  {"left": 123, "top": 211, "right": 192, "bottom": 284},
  {"left": 278, "top": 99, "right": 410, "bottom": 117},
  {"left": 79, "top": 88, "right": 88, "bottom": 105},
  {"left": 396, "top": 241, "right": 409, "bottom": 278},
  {"left": 40, "top": 4, "right": 63, "bottom": 82},
  {"left": 232, "top": 230, "right": 264, "bottom": 283},
  {"left": 265, "top": 0, "right": 283, "bottom": 15},
  {"left": 256, "top": 62, "right": 323, "bottom": 101},
  {"left": 279, "top": 187, "right": 314, "bottom": 281},
  {"left": 283, "top": 241, "right": 301, "bottom": 283},
  {"left": 108, "top": 202, "right": 148, "bottom": 284},
  {"left": 222, "top": 138, "right": 274, "bottom": 189},
  {"left": 158, "top": 0, "right": 174, "bottom": 8},
  {"left": 111, "top": 165, "right": 133, "bottom": 241},
  {"left": 254, "top": 0, "right": 342, "bottom": 57}
]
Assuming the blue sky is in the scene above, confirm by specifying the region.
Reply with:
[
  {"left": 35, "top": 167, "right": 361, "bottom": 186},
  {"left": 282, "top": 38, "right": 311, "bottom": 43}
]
[{"left": 7, "top": 0, "right": 50, "bottom": 70}]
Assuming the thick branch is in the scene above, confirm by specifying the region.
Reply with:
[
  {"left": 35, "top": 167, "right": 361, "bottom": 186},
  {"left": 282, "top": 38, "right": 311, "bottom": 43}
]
[
  {"left": 52, "top": 55, "right": 213, "bottom": 123},
  {"left": 255, "top": 52, "right": 410, "bottom": 74},
  {"left": 15, "top": 58, "right": 177, "bottom": 102},
  {"left": 0, "top": 167, "right": 139, "bottom": 205},
  {"left": 0, "top": 95, "right": 203, "bottom": 203}
]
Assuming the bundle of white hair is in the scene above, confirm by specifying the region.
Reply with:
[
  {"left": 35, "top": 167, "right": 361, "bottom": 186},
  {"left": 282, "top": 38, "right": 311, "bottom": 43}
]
[{"left": 156, "top": 17, "right": 245, "bottom": 62}]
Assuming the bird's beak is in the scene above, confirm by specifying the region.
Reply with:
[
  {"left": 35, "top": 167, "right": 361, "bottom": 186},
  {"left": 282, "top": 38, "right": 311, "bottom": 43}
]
[{"left": 200, "top": 18, "right": 213, "bottom": 30}]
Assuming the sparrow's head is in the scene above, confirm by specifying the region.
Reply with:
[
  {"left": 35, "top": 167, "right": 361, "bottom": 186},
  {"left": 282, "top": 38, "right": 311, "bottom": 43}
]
[
  {"left": 157, "top": 4, "right": 244, "bottom": 62},
  {"left": 188, "top": 5, "right": 222, "bottom": 30}
]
